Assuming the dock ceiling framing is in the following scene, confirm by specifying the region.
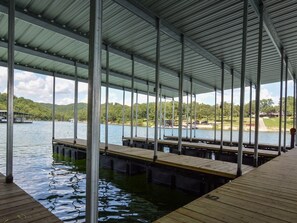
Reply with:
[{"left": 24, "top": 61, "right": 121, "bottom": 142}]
[{"left": 0, "top": 0, "right": 296, "bottom": 97}]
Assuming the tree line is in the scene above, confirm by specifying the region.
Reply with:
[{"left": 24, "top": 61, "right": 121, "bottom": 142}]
[{"left": 0, "top": 93, "right": 294, "bottom": 124}]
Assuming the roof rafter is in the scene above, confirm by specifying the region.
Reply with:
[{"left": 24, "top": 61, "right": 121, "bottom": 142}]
[
  {"left": 0, "top": 2, "right": 214, "bottom": 90},
  {"left": 249, "top": 0, "right": 295, "bottom": 79},
  {"left": 112, "top": 0, "right": 254, "bottom": 85},
  {"left": 0, "top": 40, "right": 178, "bottom": 94}
]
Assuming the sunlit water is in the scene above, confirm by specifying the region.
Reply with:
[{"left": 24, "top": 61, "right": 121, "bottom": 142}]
[{"left": 0, "top": 121, "right": 289, "bottom": 222}]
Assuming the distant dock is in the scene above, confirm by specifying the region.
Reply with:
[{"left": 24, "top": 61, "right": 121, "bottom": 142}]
[{"left": 122, "top": 137, "right": 279, "bottom": 165}]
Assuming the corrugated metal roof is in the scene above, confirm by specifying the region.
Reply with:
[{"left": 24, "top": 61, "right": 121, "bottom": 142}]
[{"left": 0, "top": 0, "right": 295, "bottom": 98}]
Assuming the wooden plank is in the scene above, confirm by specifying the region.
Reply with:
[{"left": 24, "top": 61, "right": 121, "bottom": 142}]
[
  {"left": 0, "top": 173, "right": 61, "bottom": 223},
  {"left": 122, "top": 137, "right": 279, "bottom": 157},
  {"left": 54, "top": 138, "right": 255, "bottom": 179},
  {"left": 155, "top": 148, "right": 297, "bottom": 223}
]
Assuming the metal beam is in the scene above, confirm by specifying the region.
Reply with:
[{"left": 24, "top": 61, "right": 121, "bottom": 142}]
[
  {"left": 0, "top": 43, "right": 178, "bottom": 96},
  {"left": 0, "top": 60, "right": 157, "bottom": 98},
  {"left": 283, "top": 56, "right": 288, "bottom": 150},
  {"left": 278, "top": 48, "right": 284, "bottom": 155},
  {"left": 237, "top": 0, "right": 248, "bottom": 177},
  {"left": 146, "top": 83, "right": 149, "bottom": 141},
  {"left": 52, "top": 73, "right": 56, "bottom": 140},
  {"left": 178, "top": 34, "right": 185, "bottom": 155},
  {"left": 172, "top": 98, "right": 174, "bottom": 137},
  {"left": 230, "top": 69, "right": 234, "bottom": 145},
  {"left": 135, "top": 90, "right": 138, "bottom": 137},
  {"left": 0, "top": 2, "right": 214, "bottom": 90},
  {"left": 130, "top": 55, "right": 135, "bottom": 147},
  {"left": 249, "top": 82, "right": 252, "bottom": 145},
  {"left": 105, "top": 46, "right": 109, "bottom": 150},
  {"left": 74, "top": 62, "right": 78, "bottom": 144},
  {"left": 250, "top": 0, "right": 294, "bottom": 80},
  {"left": 190, "top": 80, "right": 193, "bottom": 141},
  {"left": 0, "top": 40, "right": 179, "bottom": 95},
  {"left": 86, "top": 0, "right": 102, "bottom": 221},
  {"left": 6, "top": 0, "right": 15, "bottom": 184},
  {"left": 254, "top": 0, "right": 263, "bottom": 168},
  {"left": 220, "top": 62, "right": 224, "bottom": 153},
  {"left": 153, "top": 17, "right": 160, "bottom": 161},
  {"left": 112, "top": 0, "right": 253, "bottom": 85},
  {"left": 122, "top": 88, "right": 125, "bottom": 138}
]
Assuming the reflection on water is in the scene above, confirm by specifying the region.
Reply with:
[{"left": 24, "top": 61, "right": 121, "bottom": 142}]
[
  {"left": 0, "top": 122, "right": 195, "bottom": 222},
  {"left": 46, "top": 157, "right": 195, "bottom": 222}
]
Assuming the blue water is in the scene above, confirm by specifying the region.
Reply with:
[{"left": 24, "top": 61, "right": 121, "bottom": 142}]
[{"left": 0, "top": 121, "right": 289, "bottom": 222}]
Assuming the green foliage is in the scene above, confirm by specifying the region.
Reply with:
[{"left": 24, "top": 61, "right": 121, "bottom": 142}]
[{"left": 0, "top": 93, "right": 292, "bottom": 124}]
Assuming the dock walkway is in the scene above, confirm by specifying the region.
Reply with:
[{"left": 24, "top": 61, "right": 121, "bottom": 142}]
[
  {"left": 123, "top": 137, "right": 279, "bottom": 158},
  {"left": 0, "top": 174, "right": 61, "bottom": 223},
  {"left": 53, "top": 138, "right": 254, "bottom": 179},
  {"left": 163, "top": 135, "right": 288, "bottom": 151},
  {"left": 155, "top": 148, "right": 297, "bottom": 222}
]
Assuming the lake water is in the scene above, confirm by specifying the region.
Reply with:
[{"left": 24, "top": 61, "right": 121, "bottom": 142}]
[{"left": 0, "top": 121, "right": 290, "bottom": 222}]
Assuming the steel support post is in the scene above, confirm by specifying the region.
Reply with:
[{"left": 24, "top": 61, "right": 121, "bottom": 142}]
[
  {"left": 230, "top": 69, "right": 234, "bottom": 145},
  {"left": 283, "top": 56, "right": 288, "bottom": 150},
  {"left": 130, "top": 55, "right": 135, "bottom": 146},
  {"left": 6, "top": 0, "right": 15, "bottom": 183},
  {"left": 172, "top": 98, "right": 174, "bottom": 136},
  {"left": 52, "top": 74, "right": 56, "bottom": 140},
  {"left": 190, "top": 80, "right": 193, "bottom": 141},
  {"left": 237, "top": 0, "right": 248, "bottom": 177},
  {"left": 159, "top": 87, "right": 162, "bottom": 139},
  {"left": 86, "top": 0, "right": 102, "bottom": 221},
  {"left": 135, "top": 90, "right": 138, "bottom": 137},
  {"left": 249, "top": 82, "right": 252, "bottom": 145},
  {"left": 122, "top": 88, "right": 125, "bottom": 138},
  {"left": 105, "top": 46, "right": 109, "bottom": 150},
  {"left": 295, "top": 78, "right": 297, "bottom": 145},
  {"left": 278, "top": 48, "right": 284, "bottom": 155},
  {"left": 74, "top": 62, "right": 78, "bottom": 144},
  {"left": 163, "top": 97, "right": 166, "bottom": 137},
  {"left": 178, "top": 34, "right": 185, "bottom": 155},
  {"left": 214, "top": 88, "right": 217, "bottom": 142},
  {"left": 254, "top": 2, "right": 263, "bottom": 167},
  {"left": 194, "top": 94, "right": 197, "bottom": 138},
  {"left": 220, "top": 62, "right": 224, "bottom": 152},
  {"left": 153, "top": 17, "right": 160, "bottom": 161},
  {"left": 186, "top": 93, "right": 189, "bottom": 139},
  {"left": 293, "top": 78, "right": 296, "bottom": 129},
  {"left": 146, "top": 83, "right": 149, "bottom": 141}
]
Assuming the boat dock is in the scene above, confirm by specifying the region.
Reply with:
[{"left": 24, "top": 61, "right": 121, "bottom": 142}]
[
  {"left": 155, "top": 148, "right": 297, "bottom": 222},
  {"left": 122, "top": 137, "right": 279, "bottom": 165},
  {"left": 53, "top": 138, "right": 254, "bottom": 179},
  {"left": 0, "top": 174, "right": 61, "bottom": 223},
  {"left": 163, "top": 135, "right": 290, "bottom": 151},
  {"left": 53, "top": 138, "right": 255, "bottom": 195}
]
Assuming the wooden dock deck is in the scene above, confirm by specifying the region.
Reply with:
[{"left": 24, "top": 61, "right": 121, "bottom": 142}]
[
  {"left": 155, "top": 148, "right": 297, "bottom": 223},
  {"left": 123, "top": 137, "right": 279, "bottom": 158},
  {"left": 0, "top": 174, "right": 61, "bottom": 223},
  {"left": 163, "top": 135, "right": 289, "bottom": 151},
  {"left": 53, "top": 138, "right": 254, "bottom": 179}
]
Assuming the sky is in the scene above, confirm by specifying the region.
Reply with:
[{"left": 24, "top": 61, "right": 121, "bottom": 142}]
[{"left": 0, "top": 66, "right": 294, "bottom": 106}]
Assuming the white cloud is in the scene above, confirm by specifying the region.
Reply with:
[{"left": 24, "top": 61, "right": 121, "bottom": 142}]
[{"left": 0, "top": 67, "right": 7, "bottom": 92}]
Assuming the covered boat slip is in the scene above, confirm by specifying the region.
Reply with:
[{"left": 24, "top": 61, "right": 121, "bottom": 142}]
[
  {"left": 122, "top": 137, "right": 279, "bottom": 158},
  {"left": 2, "top": 0, "right": 297, "bottom": 222},
  {"left": 0, "top": 173, "right": 62, "bottom": 223},
  {"left": 53, "top": 138, "right": 254, "bottom": 179},
  {"left": 155, "top": 147, "right": 297, "bottom": 223}
]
